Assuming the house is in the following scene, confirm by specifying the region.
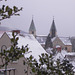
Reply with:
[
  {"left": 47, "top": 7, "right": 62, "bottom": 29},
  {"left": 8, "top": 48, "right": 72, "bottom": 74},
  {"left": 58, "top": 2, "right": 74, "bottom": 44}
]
[
  {"left": 0, "top": 31, "right": 46, "bottom": 75},
  {"left": 52, "top": 36, "right": 72, "bottom": 52}
]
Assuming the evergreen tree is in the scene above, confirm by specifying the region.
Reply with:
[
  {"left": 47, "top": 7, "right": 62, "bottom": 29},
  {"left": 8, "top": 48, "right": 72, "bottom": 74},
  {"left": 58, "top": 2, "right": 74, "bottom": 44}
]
[
  {"left": 45, "top": 34, "right": 53, "bottom": 49},
  {"left": 29, "top": 52, "right": 56, "bottom": 75},
  {"left": 61, "top": 59, "right": 74, "bottom": 75},
  {"left": 29, "top": 53, "right": 74, "bottom": 75}
]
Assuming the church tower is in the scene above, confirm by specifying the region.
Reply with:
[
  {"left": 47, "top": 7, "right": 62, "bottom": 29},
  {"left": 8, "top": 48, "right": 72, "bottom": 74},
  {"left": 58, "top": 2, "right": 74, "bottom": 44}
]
[
  {"left": 29, "top": 18, "right": 36, "bottom": 37},
  {"left": 50, "top": 18, "right": 57, "bottom": 38}
]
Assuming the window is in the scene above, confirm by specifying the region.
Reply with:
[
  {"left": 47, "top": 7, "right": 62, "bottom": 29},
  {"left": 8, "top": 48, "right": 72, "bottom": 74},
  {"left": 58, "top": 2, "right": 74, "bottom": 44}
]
[
  {"left": 65, "top": 47, "right": 67, "bottom": 50},
  {"left": 32, "top": 31, "right": 34, "bottom": 34}
]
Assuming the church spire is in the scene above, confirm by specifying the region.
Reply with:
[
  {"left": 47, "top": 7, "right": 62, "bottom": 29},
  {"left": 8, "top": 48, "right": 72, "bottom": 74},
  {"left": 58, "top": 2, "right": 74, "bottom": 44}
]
[
  {"left": 50, "top": 17, "right": 57, "bottom": 38},
  {"left": 29, "top": 17, "right": 36, "bottom": 37}
]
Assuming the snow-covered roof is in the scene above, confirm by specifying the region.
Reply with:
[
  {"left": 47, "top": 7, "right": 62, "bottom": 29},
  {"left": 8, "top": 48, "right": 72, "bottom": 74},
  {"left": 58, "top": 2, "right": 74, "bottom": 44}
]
[
  {"left": 0, "top": 32, "right": 5, "bottom": 38},
  {"left": 4, "top": 32, "right": 46, "bottom": 61},
  {"left": 52, "top": 36, "right": 72, "bottom": 45},
  {"left": 0, "top": 31, "right": 46, "bottom": 61},
  {"left": 36, "top": 35, "right": 47, "bottom": 44},
  {"left": 59, "top": 37, "right": 72, "bottom": 45},
  {"left": 17, "top": 34, "right": 46, "bottom": 61},
  {"left": 0, "top": 31, "right": 12, "bottom": 39}
]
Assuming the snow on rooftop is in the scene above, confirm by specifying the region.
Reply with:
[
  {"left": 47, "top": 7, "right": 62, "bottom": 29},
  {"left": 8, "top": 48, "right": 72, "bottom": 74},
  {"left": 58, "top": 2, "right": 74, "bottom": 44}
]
[
  {"left": 0, "top": 31, "right": 12, "bottom": 38},
  {"left": 0, "top": 31, "right": 4, "bottom": 38},
  {"left": 36, "top": 35, "right": 47, "bottom": 45},
  {"left": 59, "top": 37, "right": 72, "bottom": 45},
  {"left": 17, "top": 34, "right": 46, "bottom": 61},
  {"left": 0, "top": 31, "right": 46, "bottom": 61},
  {"left": 52, "top": 36, "right": 72, "bottom": 45}
]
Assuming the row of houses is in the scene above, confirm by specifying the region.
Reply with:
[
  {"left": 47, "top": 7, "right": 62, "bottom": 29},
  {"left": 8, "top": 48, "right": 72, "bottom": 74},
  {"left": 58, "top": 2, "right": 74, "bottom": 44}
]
[
  {"left": 0, "top": 26, "right": 75, "bottom": 75},
  {"left": 0, "top": 17, "right": 75, "bottom": 75},
  {"left": 0, "top": 28, "right": 46, "bottom": 75},
  {"left": 36, "top": 36, "right": 72, "bottom": 52}
]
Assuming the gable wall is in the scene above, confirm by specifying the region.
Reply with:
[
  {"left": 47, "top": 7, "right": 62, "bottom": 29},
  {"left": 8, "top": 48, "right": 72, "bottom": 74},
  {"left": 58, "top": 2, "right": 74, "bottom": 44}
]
[
  {"left": 53, "top": 37, "right": 65, "bottom": 49},
  {"left": 0, "top": 33, "right": 12, "bottom": 52},
  {"left": 53, "top": 37, "right": 72, "bottom": 52}
]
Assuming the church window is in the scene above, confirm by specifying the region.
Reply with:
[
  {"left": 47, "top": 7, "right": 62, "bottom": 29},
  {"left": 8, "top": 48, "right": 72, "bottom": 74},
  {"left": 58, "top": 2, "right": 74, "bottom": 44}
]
[{"left": 32, "top": 31, "right": 34, "bottom": 34}]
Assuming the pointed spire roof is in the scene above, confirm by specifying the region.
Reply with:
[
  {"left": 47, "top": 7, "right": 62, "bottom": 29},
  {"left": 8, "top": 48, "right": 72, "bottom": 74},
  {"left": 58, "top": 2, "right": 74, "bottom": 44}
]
[
  {"left": 50, "top": 18, "right": 57, "bottom": 32},
  {"left": 29, "top": 18, "right": 36, "bottom": 31}
]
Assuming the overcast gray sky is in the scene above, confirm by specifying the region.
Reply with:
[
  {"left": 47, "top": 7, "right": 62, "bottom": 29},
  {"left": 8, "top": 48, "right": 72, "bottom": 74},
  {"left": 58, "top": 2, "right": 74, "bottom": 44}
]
[{"left": 0, "top": 0, "right": 75, "bottom": 37}]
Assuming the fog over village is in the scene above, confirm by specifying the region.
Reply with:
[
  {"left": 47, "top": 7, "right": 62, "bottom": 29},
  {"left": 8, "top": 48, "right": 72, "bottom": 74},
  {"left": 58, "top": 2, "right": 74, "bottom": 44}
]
[
  {"left": 0, "top": 0, "right": 75, "bottom": 75},
  {"left": 0, "top": 0, "right": 75, "bottom": 36}
]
